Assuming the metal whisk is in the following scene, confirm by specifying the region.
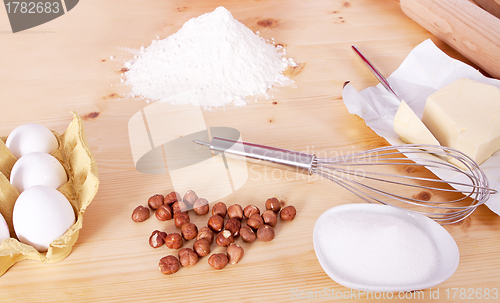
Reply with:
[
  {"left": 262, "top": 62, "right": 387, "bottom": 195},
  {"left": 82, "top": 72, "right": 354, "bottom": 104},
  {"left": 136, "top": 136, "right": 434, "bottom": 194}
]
[{"left": 194, "top": 137, "right": 496, "bottom": 224}]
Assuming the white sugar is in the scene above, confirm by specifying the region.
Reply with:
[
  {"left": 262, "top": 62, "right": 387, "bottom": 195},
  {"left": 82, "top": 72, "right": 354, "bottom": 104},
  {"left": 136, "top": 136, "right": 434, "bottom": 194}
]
[
  {"left": 317, "top": 210, "right": 439, "bottom": 286},
  {"left": 124, "top": 6, "right": 294, "bottom": 108}
]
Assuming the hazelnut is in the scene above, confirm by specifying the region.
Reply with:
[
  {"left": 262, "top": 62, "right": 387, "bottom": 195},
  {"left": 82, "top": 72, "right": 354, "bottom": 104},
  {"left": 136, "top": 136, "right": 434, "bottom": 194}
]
[
  {"left": 227, "top": 204, "right": 243, "bottom": 221},
  {"left": 207, "top": 215, "right": 224, "bottom": 232},
  {"left": 155, "top": 204, "right": 173, "bottom": 221},
  {"left": 243, "top": 205, "right": 260, "bottom": 219},
  {"left": 178, "top": 248, "right": 198, "bottom": 267},
  {"left": 208, "top": 253, "right": 228, "bottom": 270},
  {"left": 216, "top": 230, "right": 234, "bottom": 247},
  {"left": 149, "top": 230, "right": 167, "bottom": 248},
  {"left": 240, "top": 225, "right": 256, "bottom": 243},
  {"left": 148, "top": 194, "right": 164, "bottom": 210},
  {"left": 193, "top": 198, "right": 209, "bottom": 215},
  {"left": 225, "top": 218, "right": 241, "bottom": 237},
  {"left": 196, "top": 226, "right": 214, "bottom": 244},
  {"left": 247, "top": 213, "right": 264, "bottom": 230},
  {"left": 165, "top": 233, "right": 183, "bottom": 249},
  {"left": 183, "top": 190, "right": 198, "bottom": 206},
  {"left": 131, "top": 205, "right": 150, "bottom": 222},
  {"left": 227, "top": 243, "right": 244, "bottom": 264},
  {"left": 159, "top": 255, "right": 180, "bottom": 275},
  {"left": 212, "top": 202, "right": 227, "bottom": 218},
  {"left": 172, "top": 201, "right": 188, "bottom": 213},
  {"left": 181, "top": 222, "right": 198, "bottom": 240},
  {"left": 280, "top": 205, "right": 297, "bottom": 221},
  {"left": 164, "top": 191, "right": 181, "bottom": 205},
  {"left": 174, "top": 212, "right": 190, "bottom": 228},
  {"left": 193, "top": 238, "right": 211, "bottom": 257},
  {"left": 262, "top": 210, "right": 278, "bottom": 227},
  {"left": 257, "top": 224, "right": 275, "bottom": 242},
  {"left": 265, "top": 197, "right": 281, "bottom": 213}
]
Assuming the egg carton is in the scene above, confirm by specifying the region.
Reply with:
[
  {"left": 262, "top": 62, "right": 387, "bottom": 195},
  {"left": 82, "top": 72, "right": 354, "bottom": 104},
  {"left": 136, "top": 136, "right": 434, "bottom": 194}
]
[{"left": 0, "top": 113, "right": 99, "bottom": 276}]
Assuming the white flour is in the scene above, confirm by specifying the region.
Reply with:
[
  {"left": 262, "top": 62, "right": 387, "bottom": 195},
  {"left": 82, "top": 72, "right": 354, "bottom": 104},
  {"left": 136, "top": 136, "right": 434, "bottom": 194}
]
[{"left": 124, "top": 6, "right": 295, "bottom": 108}]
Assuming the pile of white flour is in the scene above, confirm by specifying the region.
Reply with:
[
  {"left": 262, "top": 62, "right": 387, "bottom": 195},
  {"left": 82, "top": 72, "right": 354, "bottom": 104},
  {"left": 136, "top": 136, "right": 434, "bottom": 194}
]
[{"left": 124, "top": 6, "right": 295, "bottom": 108}]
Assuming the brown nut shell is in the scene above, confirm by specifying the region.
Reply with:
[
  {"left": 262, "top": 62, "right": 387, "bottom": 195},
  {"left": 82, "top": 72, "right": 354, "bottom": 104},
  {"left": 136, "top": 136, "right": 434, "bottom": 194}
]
[
  {"left": 216, "top": 230, "right": 234, "bottom": 247},
  {"left": 149, "top": 230, "right": 167, "bottom": 248},
  {"left": 265, "top": 197, "right": 281, "bottom": 213},
  {"left": 208, "top": 253, "right": 228, "bottom": 270},
  {"left": 247, "top": 213, "right": 264, "bottom": 230},
  {"left": 178, "top": 248, "right": 198, "bottom": 267},
  {"left": 180, "top": 222, "right": 198, "bottom": 240},
  {"left": 193, "top": 198, "right": 209, "bottom": 215},
  {"left": 257, "top": 224, "right": 275, "bottom": 242},
  {"left": 183, "top": 190, "right": 198, "bottom": 206},
  {"left": 172, "top": 201, "right": 188, "bottom": 214},
  {"left": 225, "top": 218, "right": 241, "bottom": 237},
  {"left": 262, "top": 210, "right": 278, "bottom": 227},
  {"left": 207, "top": 214, "right": 224, "bottom": 232},
  {"left": 196, "top": 226, "right": 214, "bottom": 244},
  {"left": 164, "top": 191, "right": 181, "bottom": 205},
  {"left": 174, "top": 212, "right": 190, "bottom": 228},
  {"left": 280, "top": 205, "right": 296, "bottom": 221},
  {"left": 193, "top": 238, "right": 211, "bottom": 257},
  {"left": 227, "top": 204, "right": 243, "bottom": 221},
  {"left": 155, "top": 204, "right": 173, "bottom": 221},
  {"left": 159, "top": 255, "right": 180, "bottom": 275},
  {"left": 212, "top": 202, "right": 227, "bottom": 218},
  {"left": 165, "top": 233, "right": 183, "bottom": 249},
  {"left": 243, "top": 205, "right": 260, "bottom": 219},
  {"left": 148, "top": 194, "right": 164, "bottom": 210},
  {"left": 240, "top": 225, "right": 256, "bottom": 243},
  {"left": 227, "top": 243, "right": 244, "bottom": 264},
  {"left": 132, "top": 205, "right": 150, "bottom": 222}
]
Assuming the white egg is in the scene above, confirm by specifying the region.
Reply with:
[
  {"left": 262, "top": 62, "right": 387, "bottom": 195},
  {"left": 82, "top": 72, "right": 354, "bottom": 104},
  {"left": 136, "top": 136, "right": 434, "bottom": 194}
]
[
  {"left": 5, "top": 123, "right": 59, "bottom": 159},
  {"left": 0, "top": 213, "right": 10, "bottom": 243},
  {"left": 13, "top": 185, "right": 75, "bottom": 252},
  {"left": 10, "top": 152, "right": 68, "bottom": 193}
]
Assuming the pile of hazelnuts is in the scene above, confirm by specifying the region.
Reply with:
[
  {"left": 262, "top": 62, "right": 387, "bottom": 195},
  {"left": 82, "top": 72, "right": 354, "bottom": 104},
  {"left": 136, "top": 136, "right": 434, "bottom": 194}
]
[{"left": 131, "top": 190, "right": 296, "bottom": 275}]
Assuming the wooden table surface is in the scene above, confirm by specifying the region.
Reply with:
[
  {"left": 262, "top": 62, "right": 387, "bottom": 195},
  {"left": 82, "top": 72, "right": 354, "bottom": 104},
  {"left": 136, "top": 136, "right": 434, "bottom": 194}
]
[{"left": 1, "top": 0, "right": 500, "bottom": 302}]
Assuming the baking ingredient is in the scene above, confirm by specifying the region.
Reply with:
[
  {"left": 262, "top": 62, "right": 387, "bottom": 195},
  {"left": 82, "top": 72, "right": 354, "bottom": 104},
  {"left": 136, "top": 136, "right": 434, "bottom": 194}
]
[
  {"left": 315, "top": 210, "right": 439, "bottom": 286},
  {"left": 149, "top": 230, "right": 167, "bottom": 248},
  {"left": 164, "top": 191, "right": 180, "bottom": 205},
  {"left": 178, "top": 248, "right": 198, "bottom": 267},
  {"left": 165, "top": 233, "right": 183, "bottom": 249},
  {"left": 262, "top": 210, "right": 278, "bottom": 227},
  {"left": 180, "top": 223, "right": 198, "bottom": 240},
  {"left": 148, "top": 194, "right": 164, "bottom": 210},
  {"left": 155, "top": 204, "right": 173, "bottom": 221},
  {"left": 124, "top": 6, "right": 294, "bottom": 108},
  {"left": 216, "top": 230, "right": 234, "bottom": 247},
  {"left": 256, "top": 224, "right": 275, "bottom": 242},
  {"left": 193, "top": 238, "right": 211, "bottom": 257},
  {"left": 0, "top": 213, "right": 10, "bottom": 243},
  {"left": 171, "top": 201, "right": 187, "bottom": 214},
  {"left": 240, "top": 225, "right": 256, "bottom": 243},
  {"left": 132, "top": 205, "right": 150, "bottom": 222},
  {"left": 174, "top": 212, "right": 190, "bottom": 228},
  {"left": 280, "top": 205, "right": 296, "bottom": 221},
  {"left": 5, "top": 123, "right": 58, "bottom": 159},
  {"left": 208, "top": 253, "right": 229, "bottom": 270},
  {"left": 207, "top": 215, "right": 224, "bottom": 232},
  {"left": 183, "top": 190, "right": 198, "bottom": 207},
  {"left": 193, "top": 198, "right": 209, "bottom": 215},
  {"left": 243, "top": 205, "right": 260, "bottom": 219},
  {"left": 227, "top": 243, "right": 244, "bottom": 264},
  {"left": 227, "top": 204, "right": 243, "bottom": 220},
  {"left": 196, "top": 226, "right": 214, "bottom": 244},
  {"left": 212, "top": 202, "right": 227, "bottom": 218},
  {"left": 247, "top": 213, "right": 264, "bottom": 230},
  {"left": 225, "top": 218, "right": 241, "bottom": 237},
  {"left": 159, "top": 255, "right": 180, "bottom": 275},
  {"left": 13, "top": 185, "right": 76, "bottom": 252},
  {"left": 265, "top": 197, "right": 281, "bottom": 213},
  {"left": 10, "top": 152, "right": 68, "bottom": 193},
  {"left": 394, "top": 100, "right": 440, "bottom": 145},
  {"left": 422, "top": 78, "right": 500, "bottom": 165}
]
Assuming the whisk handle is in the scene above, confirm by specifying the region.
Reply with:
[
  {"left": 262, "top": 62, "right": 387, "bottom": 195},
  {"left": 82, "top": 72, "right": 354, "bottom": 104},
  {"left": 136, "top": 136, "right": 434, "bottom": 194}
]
[{"left": 195, "top": 137, "right": 315, "bottom": 174}]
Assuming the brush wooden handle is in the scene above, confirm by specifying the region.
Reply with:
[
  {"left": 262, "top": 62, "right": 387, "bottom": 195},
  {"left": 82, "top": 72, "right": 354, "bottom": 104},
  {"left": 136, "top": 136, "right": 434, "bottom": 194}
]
[{"left": 400, "top": 0, "right": 500, "bottom": 79}]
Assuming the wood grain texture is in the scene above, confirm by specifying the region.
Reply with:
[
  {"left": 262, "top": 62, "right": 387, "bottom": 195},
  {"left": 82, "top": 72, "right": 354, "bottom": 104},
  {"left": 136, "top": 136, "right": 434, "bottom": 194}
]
[{"left": 0, "top": 0, "right": 499, "bottom": 302}]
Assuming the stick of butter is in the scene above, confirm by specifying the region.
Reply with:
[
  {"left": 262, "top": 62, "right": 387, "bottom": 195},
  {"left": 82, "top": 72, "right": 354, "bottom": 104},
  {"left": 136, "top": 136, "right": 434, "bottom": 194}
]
[
  {"left": 394, "top": 100, "right": 440, "bottom": 146},
  {"left": 422, "top": 78, "right": 500, "bottom": 165}
]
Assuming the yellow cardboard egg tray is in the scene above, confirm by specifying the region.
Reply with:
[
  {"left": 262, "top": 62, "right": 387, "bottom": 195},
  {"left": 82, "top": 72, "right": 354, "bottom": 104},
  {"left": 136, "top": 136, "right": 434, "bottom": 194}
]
[{"left": 0, "top": 113, "right": 99, "bottom": 276}]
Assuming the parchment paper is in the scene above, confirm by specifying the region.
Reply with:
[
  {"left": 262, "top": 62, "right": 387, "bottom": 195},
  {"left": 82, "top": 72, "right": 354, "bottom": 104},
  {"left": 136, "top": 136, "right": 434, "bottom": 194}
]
[{"left": 342, "top": 39, "right": 500, "bottom": 215}]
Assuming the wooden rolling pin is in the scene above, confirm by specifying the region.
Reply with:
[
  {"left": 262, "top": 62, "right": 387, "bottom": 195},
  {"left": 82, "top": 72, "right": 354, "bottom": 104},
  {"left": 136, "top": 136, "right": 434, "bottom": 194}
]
[{"left": 400, "top": 0, "right": 500, "bottom": 79}]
